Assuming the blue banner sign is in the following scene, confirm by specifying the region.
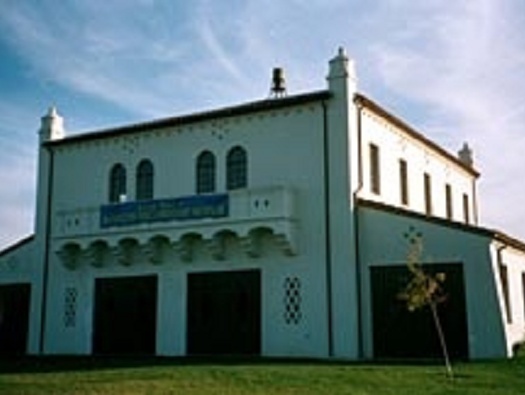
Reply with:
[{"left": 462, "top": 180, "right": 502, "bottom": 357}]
[{"left": 100, "top": 194, "right": 229, "bottom": 228}]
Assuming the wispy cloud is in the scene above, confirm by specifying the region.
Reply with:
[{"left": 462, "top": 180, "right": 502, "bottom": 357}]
[
  {"left": 0, "top": 0, "right": 524, "bottom": 246},
  {"left": 0, "top": 2, "right": 194, "bottom": 118},
  {"left": 359, "top": 0, "right": 525, "bottom": 236},
  {"left": 195, "top": 4, "right": 247, "bottom": 86},
  {"left": 0, "top": 159, "right": 35, "bottom": 248},
  {"left": 0, "top": 104, "right": 36, "bottom": 247}
]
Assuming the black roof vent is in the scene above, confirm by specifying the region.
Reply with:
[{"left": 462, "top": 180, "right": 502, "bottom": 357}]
[{"left": 270, "top": 67, "right": 287, "bottom": 98}]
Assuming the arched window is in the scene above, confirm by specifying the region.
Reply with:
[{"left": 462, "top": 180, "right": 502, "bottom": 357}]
[
  {"left": 227, "top": 146, "right": 247, "bottom": 190},
  {"left": 196, "top": 151, "right": 216, "bottom": 194},
  {"left": 109, "top": 163, "right": 126, "bottom": 203},
  {"left": 136, "top": 159, "right": 154, "bottom": 201}
]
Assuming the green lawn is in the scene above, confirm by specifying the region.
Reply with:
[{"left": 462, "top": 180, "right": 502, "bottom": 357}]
[{"left": 0, "top": 356, "right": 524, "bottom": 395}]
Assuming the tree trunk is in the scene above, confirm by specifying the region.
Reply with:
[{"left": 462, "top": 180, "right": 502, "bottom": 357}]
[{"left": 430, "top": 302, "right": 453, "bottom": 378}]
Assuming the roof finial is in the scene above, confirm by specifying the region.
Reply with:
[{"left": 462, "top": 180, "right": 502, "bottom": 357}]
[
  {"left": 48, "top": 106, "right": 58, "bottom": 117},
  {"left": 458, "top": 142, "right": 474, "bottom": 167},
  {"left": 328, "top": 46, "right": 352, "bottom": 80},
  {"left": 39, "top": 105, "right": 65, "bottom": 142}
]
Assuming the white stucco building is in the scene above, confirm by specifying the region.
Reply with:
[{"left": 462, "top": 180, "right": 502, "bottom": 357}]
[{"left": 1, "top": 48, "right": 525, "bottom": 360}]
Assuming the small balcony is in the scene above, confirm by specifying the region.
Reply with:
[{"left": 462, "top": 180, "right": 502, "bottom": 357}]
[{"left": 54, "top": 186, "right": 299, "bottom": 269}]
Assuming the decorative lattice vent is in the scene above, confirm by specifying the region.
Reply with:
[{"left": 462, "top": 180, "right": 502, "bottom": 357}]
[
  {"left": 283, "top": 277, "right": 302, "bottom": 325},
  {"left": 64, "top": 287, "right": 78, "bottom": 328}
]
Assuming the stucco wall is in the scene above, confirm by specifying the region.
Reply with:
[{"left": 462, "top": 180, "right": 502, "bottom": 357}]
[
  {"left": 498, "top": 245, "right": 525, "bottom": 353},
  {"left": 43, "top": 102, "right": 338, "bottom": 358},
  {"left": 358, "top": 107, "right": 477, "bottom": 225},
  {"left": 0, "top": 237, "right": 42, "bottom": 354},
  {"left": 357, "top": 203, "right": 508, "bottom": 359}
]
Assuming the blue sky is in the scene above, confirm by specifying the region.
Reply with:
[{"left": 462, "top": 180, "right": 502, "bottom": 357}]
[{"left": 1, "top": 0, "right": 525, "bottom": 248}]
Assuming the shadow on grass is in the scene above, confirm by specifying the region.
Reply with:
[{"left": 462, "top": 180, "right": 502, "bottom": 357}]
[{"left": 0, "top": 355, "right": 473, "bottom": 375}]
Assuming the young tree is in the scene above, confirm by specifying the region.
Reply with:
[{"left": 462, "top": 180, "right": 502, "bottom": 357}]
[{"left": 398, "top": 232, "right": 453, "bottom": 378}]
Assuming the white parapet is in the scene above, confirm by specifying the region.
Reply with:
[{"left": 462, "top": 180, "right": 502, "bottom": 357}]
[{"left": 54, "top": 186, "right": 299, "bottom": 269}]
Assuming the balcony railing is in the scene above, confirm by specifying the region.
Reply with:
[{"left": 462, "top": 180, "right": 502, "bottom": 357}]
[{"left": 54, "top": 186, "right": 299, "bottom": 269}]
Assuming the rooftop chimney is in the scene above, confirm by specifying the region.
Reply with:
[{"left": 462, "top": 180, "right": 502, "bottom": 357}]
[{"left": 269, "top": 67, "right": 287, "bottom": 98}]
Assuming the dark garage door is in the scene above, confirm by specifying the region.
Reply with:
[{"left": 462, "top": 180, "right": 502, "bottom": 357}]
[
  {"left": 0, "top": 284, "right": 31, "bottom": 355},
  {"left": 93, "top": 275, "right": 157, "bottom": 355},
  {"left": 371, "top": 263, "right": 468, "bottom": 360},
  {"left": 187, "top": 270, "right": 261, "bottom": 355}
]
